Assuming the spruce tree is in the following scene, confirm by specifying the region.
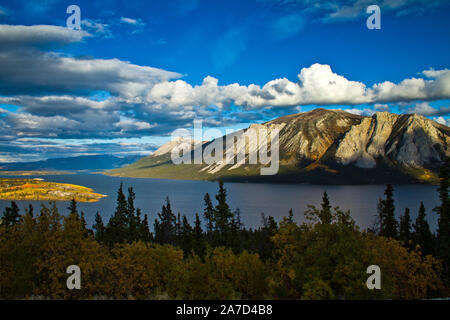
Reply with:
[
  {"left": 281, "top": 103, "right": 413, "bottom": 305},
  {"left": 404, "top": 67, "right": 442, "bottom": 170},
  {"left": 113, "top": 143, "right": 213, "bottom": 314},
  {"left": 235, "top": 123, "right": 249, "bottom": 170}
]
[
  {"left": 26, "top": 204, "right": 34, "bottom": 218},
  {"left": 203, "top": 193, "right": 215, "bottom": 233},
  {"left": 154, "top": 197, "right": 177, "bottom": 245},
  {"left": 93, "top": 212, "right": 105, "bottom": 242},
  {"left": 320, "top": 192, "right": 332, "bottom": 224},
  {"left": 214, "top": 181, "right": 234, "bottom": 246},
  {"left": 287, "top": 208, "right": 294, "bottom": 224},
  {"left": 433, "top": 157, "right": 450, "bottom": 285},
  {"left": 378, "top": 184, "right": 398, "bottom": 238},
  {"left": 104, "top": 183, "right": 129, "bottom": 246},
  {"left": 413, "top": 202, "right": 435, "bottom": 256},
  {"left": 68, "top": 199, "right": 78, "bottom": 218},
  {"left": 139, "top": 211, "right": 152, "bottom": 242},
  {"left": 192, "top": 213, "right": 205, "bottom": 257},
  {"left": 179, "top": 215, "right": 193, "bottom": 253},
  {"left": 2, "top": 201, "right": 20, "bottom": 227},
  {"left": 80, "top": 211, "right": 89, "bottom": 236},
  {"left": 126, "top": 187, "right": 138, "bottom": 242},
  {"left": 399, "top": 208, "right": 412, "bottom": 247}
]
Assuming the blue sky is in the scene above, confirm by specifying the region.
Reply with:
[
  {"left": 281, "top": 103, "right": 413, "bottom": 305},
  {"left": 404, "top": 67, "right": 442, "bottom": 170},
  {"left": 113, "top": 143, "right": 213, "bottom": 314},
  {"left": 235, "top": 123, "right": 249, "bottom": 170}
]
[{"left": 0, "top": 0, "right": 449, "bottom": 161}]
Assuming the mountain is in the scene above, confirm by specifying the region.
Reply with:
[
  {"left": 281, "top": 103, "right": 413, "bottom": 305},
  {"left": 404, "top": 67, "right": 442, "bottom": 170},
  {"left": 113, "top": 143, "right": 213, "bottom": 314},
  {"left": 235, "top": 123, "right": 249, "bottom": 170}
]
[
  {"left": 0, "top": 155, "right": 144, "bottom": 172},
  {"left": 107, "top": 109, "right": 450, "bottom": 184}
]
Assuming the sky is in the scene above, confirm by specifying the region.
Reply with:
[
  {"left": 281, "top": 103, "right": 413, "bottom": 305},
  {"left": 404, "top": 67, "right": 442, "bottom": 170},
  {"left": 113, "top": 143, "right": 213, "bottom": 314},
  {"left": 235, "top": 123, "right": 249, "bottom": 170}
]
[{"left": 0, "top": 0, "right": 449, "bottom": 162}]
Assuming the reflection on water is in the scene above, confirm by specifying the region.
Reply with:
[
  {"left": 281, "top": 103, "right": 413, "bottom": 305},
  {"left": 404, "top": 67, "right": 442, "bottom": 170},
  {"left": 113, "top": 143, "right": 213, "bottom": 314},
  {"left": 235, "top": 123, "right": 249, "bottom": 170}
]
[{"left": 0, "top": 174, "right": 440, "bottom": 231}]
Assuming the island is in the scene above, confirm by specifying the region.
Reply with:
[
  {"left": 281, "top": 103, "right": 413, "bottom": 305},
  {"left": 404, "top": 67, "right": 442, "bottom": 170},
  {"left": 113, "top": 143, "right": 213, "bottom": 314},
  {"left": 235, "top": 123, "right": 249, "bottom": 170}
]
[{"left": 0, "top": 178, "right": 107, "bottom": 202}]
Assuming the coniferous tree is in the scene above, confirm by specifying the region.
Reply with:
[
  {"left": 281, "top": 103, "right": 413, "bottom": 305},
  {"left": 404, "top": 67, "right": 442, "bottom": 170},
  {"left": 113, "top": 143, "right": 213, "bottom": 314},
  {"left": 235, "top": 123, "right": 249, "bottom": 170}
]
[
  {"left": 26, "top": 204, "right": 34, "bottom": 218},
  {"left": 287, "top": 208, "right": 294, "bottom": 224},
  {"left": 154, "top": 197, "right": 177, "bottom": 245},
  {"left": 320, "top": 192, "right": 332, "bottom": 224},
  {"left": 93, "top": 212, "right": 105, "bottom": 242},
  {"left": 203, "top": 193, "right": 215, "bottom": 233},
  {"left": 176, "top": 213, "right": 182, "bottom": 241},
  {"left": 229, "top": 208, "right": 244, "bottom": 252},
  {"left": 126, "top": 187, "right": 138, "bottom": 242},
  {"left": 378, "top": 184, "right": 398, "bottom": 238},
  {"left": 104, "top": 183, "right": 129, "bottom": 246},
  {"left": 214, "top": 181, "right": 234, "bottom": 246},
  {"left": 2, "top": 201, "right": 20, "bottom": 227},
  {"left": 433, "top": 157, "right": 450, "bottom": 285},
  {"left": 80, "top": 211, "right": 90, "bottom": 236},
  {"left": 68, "top": 199, "right": 78, "bottom": 218},
  {"left": 257, "top": 213, "right": 278, "bottom": 260},
  {"left": 399, "top": 208, "right": 412, "bottom": 248},
  {"left": 192, "top": 213, "right": 205, "bottom": 257},
  {"left": 139, "top": 212, "right": 152, "bottom": 242},
  {"left": 179, "top": 215, "right": 193, "bottom": 254},
  {"left": 413, "top": 202, "right": 435, "bottom": 256}
]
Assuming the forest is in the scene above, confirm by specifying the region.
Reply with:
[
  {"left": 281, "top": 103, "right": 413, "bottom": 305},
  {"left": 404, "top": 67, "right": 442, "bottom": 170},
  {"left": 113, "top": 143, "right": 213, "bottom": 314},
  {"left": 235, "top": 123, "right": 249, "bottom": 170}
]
[{"left": 0, "top": 159, "right": 449, "bottom": 300}]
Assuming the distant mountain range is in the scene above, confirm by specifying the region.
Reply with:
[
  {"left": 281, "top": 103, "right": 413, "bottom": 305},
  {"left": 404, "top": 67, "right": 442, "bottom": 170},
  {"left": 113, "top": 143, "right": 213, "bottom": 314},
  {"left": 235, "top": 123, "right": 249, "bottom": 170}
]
[
  {"left": 107, "top": 109, "right": 450, "bottom": 184},
  {"left": 0, "top": 155, "right": 143, "bottom": 172}
]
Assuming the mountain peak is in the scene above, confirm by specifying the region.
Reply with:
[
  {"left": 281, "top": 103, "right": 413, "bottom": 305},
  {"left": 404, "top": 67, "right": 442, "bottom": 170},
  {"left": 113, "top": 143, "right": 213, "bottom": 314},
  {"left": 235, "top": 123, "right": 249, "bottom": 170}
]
[{"left": 110, "top": 108, "right": 450, "bottom": 184}]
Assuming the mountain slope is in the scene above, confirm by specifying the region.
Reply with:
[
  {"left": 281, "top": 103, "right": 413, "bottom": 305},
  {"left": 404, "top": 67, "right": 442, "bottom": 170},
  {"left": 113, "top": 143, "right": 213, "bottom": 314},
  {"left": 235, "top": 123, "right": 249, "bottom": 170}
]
[{"left": 107, "top": 109, "right": 450, "bottom": 184}]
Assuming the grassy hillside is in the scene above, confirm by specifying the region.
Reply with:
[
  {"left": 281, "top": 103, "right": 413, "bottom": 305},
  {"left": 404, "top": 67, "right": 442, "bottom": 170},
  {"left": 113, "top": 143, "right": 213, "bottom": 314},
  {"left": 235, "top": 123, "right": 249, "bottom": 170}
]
[{"left": 106, "top": 152, "right": 439, "bottom": 185}]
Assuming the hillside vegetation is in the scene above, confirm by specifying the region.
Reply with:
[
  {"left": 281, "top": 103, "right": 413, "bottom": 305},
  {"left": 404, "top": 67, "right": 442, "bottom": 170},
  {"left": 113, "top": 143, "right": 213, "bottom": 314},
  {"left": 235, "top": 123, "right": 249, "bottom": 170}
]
[{"left": 0, "top": 178, "right": 106, "bottom": 202}]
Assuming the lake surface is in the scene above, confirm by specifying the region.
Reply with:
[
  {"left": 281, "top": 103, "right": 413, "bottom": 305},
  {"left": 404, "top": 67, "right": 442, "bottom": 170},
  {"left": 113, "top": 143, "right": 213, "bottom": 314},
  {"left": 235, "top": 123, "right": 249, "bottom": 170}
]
[{"left": 0, "top": 174, "right": 441, "bottom": 231}]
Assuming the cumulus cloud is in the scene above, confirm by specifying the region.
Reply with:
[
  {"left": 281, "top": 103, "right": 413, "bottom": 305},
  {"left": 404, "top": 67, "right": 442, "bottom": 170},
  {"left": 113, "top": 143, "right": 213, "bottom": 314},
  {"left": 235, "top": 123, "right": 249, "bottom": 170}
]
[
  {"left": 1, "top": 23, "right": 450, "bottom": 161},
  {"left": 146, "top": 63, "right": 450, "bottom": 110},
  {"left": 433, "top": 116, "right": 450, "bottom": 127}
]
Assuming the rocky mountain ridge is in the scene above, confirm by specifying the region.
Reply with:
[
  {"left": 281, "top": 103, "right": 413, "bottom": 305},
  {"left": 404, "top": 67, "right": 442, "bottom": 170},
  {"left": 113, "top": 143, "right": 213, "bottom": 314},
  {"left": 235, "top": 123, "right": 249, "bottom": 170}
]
[{"left": 108, "top": 108, "right": 450, "bottom": 184}]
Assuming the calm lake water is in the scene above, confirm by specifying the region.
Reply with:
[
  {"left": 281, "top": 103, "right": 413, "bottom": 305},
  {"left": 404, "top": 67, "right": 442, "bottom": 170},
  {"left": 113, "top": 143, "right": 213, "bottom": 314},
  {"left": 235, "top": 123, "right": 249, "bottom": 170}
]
[{"left": 0, "top": 174, "right": 441, "bottom": 231}]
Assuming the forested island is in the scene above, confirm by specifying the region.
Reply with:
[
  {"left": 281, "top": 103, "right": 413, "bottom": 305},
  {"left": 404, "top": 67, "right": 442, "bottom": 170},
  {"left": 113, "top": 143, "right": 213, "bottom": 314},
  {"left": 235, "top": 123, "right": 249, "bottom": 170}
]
[{"left": 0, "top": 178, "right": 106, "bottom": 202}]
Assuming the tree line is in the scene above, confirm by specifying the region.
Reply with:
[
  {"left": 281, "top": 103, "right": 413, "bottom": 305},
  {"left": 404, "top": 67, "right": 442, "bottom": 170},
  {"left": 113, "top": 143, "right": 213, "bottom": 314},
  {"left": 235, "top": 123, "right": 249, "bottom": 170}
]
[{"left": 1, "top": 159, "right": 449, "bottom": 299}]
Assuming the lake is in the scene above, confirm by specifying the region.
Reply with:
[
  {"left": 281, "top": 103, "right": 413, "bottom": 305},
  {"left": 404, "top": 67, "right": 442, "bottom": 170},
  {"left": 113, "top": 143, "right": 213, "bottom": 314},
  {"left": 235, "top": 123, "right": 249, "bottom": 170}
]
[{"left": 0, "top": 173, "right": 441, "bottom": 231}]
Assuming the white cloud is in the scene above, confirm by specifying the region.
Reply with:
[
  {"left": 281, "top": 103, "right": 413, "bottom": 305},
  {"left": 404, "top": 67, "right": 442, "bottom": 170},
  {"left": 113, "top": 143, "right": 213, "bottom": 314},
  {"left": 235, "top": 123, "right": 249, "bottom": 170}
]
[
  {"left": 405, "top": 102, "right": 450, "bottom": 117},
  {"left": 119, "top": 17, "right": 145, "bottom": 33},
  {"left": 115, "top": 117, "right": 155, "bottom": 131},
  {"left": 120, "top": 17, "right": 143, "bottom": 25},
  {"left": 326, "top": 0, "right": 445, "bottom": 20},
  {"left": 146, "top": 63, "right": 450, "bottom": 110},
  {"left": 1, "top": 23, "right": 450, "bottom": 145},
  {"left": 422, "top": 68, "right": 450, "bottom": 78},
  {"left": 81, "top": 19, "right": 112, "bottom": 38},
  {"left": 0, "top": 24, "right": 91, "bottom": 46},
  {"left": 433, "top": 116, "right": 450, "bottom": 127}
]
